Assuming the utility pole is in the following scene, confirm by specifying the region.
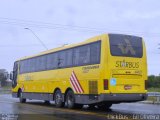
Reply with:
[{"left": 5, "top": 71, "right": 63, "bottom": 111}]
[{"left": 24, "top": 28, "right": 48, "bottom": 50}]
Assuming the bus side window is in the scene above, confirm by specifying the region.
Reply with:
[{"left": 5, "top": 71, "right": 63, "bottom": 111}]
[
  {"left": 20, "top": 61, "right": 24, "bottom": 74},
  {"left": 73, "top": 47, "right": 79, "bottom": 66},
  {"left": 58, "top": 51, "right": 66, "bottom": 68},
  {"left": 30, "top": 58, "right": 36, "bottom": 72},
  {"left": 73, "top": 45, "right": 90, "bottom": 66},
  {"left": 47, "top": 53, "right": 58, "bottom": 70},
  {"left": 66, "top": 49, "right": 73, "bottom": 67},
  {"left": 36, "top": 56, "right": 47, "bottom": 71},
  {"left": 79, "top": 45, "right": 90, "bottom": 65},
  {"left": 90, "top": 42, "right": 101, "bottom": 64}
]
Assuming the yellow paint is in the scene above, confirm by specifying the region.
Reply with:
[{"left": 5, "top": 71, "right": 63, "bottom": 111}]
[{"left": 12, "top": 34, "right": 147, "bottom": 100}]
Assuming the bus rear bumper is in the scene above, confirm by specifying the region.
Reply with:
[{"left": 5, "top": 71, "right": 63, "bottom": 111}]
[
  {"left": 100, "top": 93, "right": 147, "bottom": 102},
  {"left": 75, "top": 93, "right": 147, "bottom": 104}
]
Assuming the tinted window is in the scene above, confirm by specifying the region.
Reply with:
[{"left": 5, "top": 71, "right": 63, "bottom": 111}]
[
  {"left": 36, "top": 56, "right": 46, "bottom": 71},
  {"left": 109, "top": 34, "right": 143, "bottom": 58},
  {"left": 20, "top": 59, "right": 28, "bottom": 73},
  {"left": 73, "top": 48, "right": 79, "bottom": 66},
  {"left": 23, "top": 60, "right": 28, "bottom": 73},
  {"left": 27, "top": 60, "right": 31, "bottom": 72},
  {"left": 19, "top": 41, "right": 101, "bottom": 74},
  {"left": 58, "top": 51, "right": 66, "bottom": 68},
  {"left": 30, "top": 58, "right": 36, "bottom": 72},
  {"left": 73, "top": 45, "right": 90, "bottom": 66},
  {"left": 46, "top": 53, "right": 58, "bottom": 69},
  {"left": 90, "top": 42, "right": 101, "bottom": 64},
  {"left": 66, "top": 49, "right": 73, "bottom": 67},
  {"left": 20, "top": 61, "right": 25, "bottom": 74}
]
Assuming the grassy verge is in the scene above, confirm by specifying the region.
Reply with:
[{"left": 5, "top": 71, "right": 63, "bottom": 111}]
[
  {"left": 147, "top": 96, "right": 157, "bottom": 101},
  {"left": 148, "top": 87, "right": 160, "bottom": 92},
  {"left": 146, "top": 88, "right": 160, "bottom": 103}
]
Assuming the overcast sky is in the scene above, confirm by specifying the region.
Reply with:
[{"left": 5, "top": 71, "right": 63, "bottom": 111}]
[{"left": 0, "top": 0, "right": 159, "bottom": 75}]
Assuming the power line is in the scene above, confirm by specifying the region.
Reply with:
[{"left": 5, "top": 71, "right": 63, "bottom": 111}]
[
  {"left": 0, "top": 17, "right": 99, "bottom": 30},
  {"left": 0, "top": 19, "right": 101, "bottom": 34},
  {"left": 0, "top": 17, "right": 106, "bottom": 33},
  {"left": 0, "top": 17, "right": 160, "bottom": 36},
  {"left": 0, "top": 17, "right": 110, "bottom": 32}
]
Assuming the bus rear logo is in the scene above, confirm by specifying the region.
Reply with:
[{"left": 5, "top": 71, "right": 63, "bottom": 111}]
[
  {"left": 121, "top": 60, "right": 127, "bottom": 67},
  {"left": 118, "top": 39, "right": 136, "bottom": 55},
  {"left": 70, "top": 71, "right": 84, "bottom": 93}
]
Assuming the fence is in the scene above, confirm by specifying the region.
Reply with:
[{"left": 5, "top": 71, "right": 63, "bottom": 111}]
[
  {"left": 147, "top": 92, "right": 160, "bottom": 104},
  {"left": 0, "top": 88, "right": 11, "bottom": 94}
]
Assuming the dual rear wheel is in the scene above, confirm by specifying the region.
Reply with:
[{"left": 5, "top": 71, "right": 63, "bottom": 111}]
[
  {"left": 54, "top": 89, "right": 83, "bottom": 109},
  {"left": 66, "top": 90, "right": 83, "bottom": 109},
  {"left": 54, "top": 90, "right": 65, "bottom": 107},
  {"left": 55, "top": 89, "right": 112, "bottom": 110},
  {"left": 19, "top": 89, "right": 112, "bottom": 110}
]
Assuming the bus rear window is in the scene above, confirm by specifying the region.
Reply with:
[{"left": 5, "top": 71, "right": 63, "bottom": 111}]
[{"left": 109, "top": 34, "right": 143, "bottom": 58}]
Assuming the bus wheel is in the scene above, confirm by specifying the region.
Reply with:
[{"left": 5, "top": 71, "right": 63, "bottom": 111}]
[
  {"left": 19, "top": 90, "right": 26, "bottom": 103},
  {"left": 54, "top": 90, "right": 64, "bottom": 107},
  {"left": 66, "top": 90, "right": 76, "bottom": 109},
  {"left": 97, "top": 103, "right": 112, "bottom": 110}
]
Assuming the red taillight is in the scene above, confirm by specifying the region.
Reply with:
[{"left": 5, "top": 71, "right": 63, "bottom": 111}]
[
  {"left": 145, "top": 80, "right": 148, "bottom": 90},
  {"left": 104, "top": 79, "right": 108, "bottom": 90}
]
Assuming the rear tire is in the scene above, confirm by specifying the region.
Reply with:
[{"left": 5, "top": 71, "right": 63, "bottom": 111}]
[
  {"left": 54, "top": 90, "right": 64, "bottom": 108},
  {"left": 66, "top": 90, "right": 76, "bottom": 109},
  {"left": 19, "top": 90, "right": 26, "bottom": 103}
]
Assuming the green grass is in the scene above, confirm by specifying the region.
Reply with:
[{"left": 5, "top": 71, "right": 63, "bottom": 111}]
[
  {"left": 147, "top": 87, "right": 160, "bottom": 102},
  {"left": 147, "top": 96, "right": 157, "bottom": 102},
  {"left": 148, "top": 87, "right": 160, "bottom": 92}
]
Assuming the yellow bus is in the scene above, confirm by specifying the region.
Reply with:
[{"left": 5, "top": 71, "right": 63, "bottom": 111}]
[{"left": 11, "top": 33, "right": 148, "bottom": 109}]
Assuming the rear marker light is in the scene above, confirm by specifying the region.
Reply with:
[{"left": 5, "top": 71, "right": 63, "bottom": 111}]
[
  {"left": 104, "top": 79, "right": 108, "bottom": 90},
  {"left": 145, "top": 80, "right": 148, "bottom": 90}
]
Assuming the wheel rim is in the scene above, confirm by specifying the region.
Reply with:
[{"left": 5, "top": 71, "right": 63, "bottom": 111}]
[
  {"left": 67, "top": 94, "right": 74, "bottom": 107},
  {"left": 55, "top": 93, "right": 62, "bottom": 104}
]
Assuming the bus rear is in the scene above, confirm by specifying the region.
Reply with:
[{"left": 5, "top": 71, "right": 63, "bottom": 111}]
[{"left": 102, "top": 34, "right": 147, "bottom": 102}]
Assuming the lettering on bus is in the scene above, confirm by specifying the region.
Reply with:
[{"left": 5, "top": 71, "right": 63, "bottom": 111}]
[
  {"left": 82, "top": 65, "right": 99, "bottom": 73},
  {"left": 115, "top": 60, "right": 139, "bottom": 68}
]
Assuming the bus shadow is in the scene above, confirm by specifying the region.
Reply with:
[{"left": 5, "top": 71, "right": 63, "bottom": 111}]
[{"left": 24, "top": 100, "right": 113, "bottom": 113}]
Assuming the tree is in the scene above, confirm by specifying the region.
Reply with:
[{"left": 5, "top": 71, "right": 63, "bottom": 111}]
[
  {"left": 148, "top": 75, "right": 160, "bottom": 88},
  {"left": 0, "top": 69, "right": 8, "bottom": 87}
]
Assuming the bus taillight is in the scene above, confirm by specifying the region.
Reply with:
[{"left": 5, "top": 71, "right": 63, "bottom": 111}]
[{"left": 104, "top": 79, "right": 108, "bottom": 90}]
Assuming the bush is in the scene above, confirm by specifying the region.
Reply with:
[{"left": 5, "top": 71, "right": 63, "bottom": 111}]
[
  {"left": 148, "top": 75, "right": 160, "bottom": 88},
  {"left": 0, "top": 69, "right": 8, "bottom": 87}
]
